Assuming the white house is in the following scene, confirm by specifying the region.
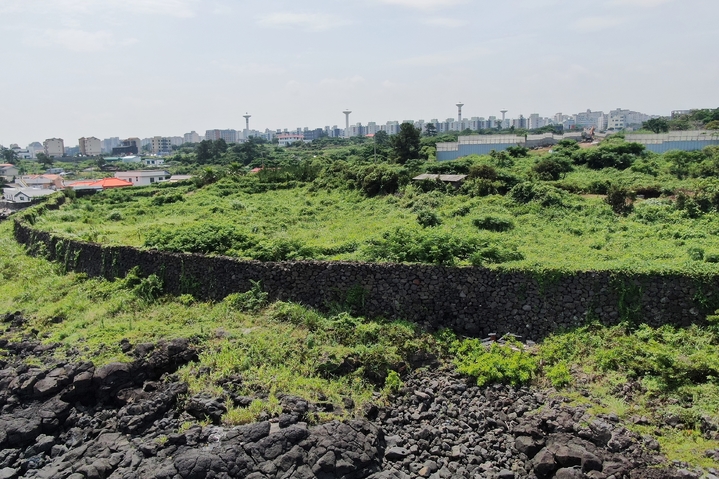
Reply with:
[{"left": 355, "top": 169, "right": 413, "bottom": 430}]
[
  {"left": 143, "top": 158, "right": 165, "bottom": 166},
  {"left": 0, "top": 164, "right": 19, "bottom": 180},
  {"left": 2, "top": 188, "right": 56, "bottom": 203},
  {"left": 115, "top": 170, "right": 171, "bottom": 186}
]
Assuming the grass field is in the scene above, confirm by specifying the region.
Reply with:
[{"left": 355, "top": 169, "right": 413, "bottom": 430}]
[{"left": 30, "top": 170, "right": 719, "bottom": 273}]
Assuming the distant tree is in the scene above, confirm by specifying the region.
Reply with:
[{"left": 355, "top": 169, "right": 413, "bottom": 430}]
[
  {"left": 212, "top": 138, "right": 228, "bottom": 158},
  {"left": 605, "top": 184, "right": 636, "bottom": 215},
  {"left": 195, "top": 140, "right": 214, "bottom": 164},
  {"left": 374, "top": 130, "right": 390, "bottom": 147},
  {"left": 95, "top": 157, "right": 107, "bottom": 170},
  {"left": 706, "top": 120, "right": 719, "bottom": 130},
  {"left": 643, "top": 117, "right": 669, "bottom": 133},
  {"left": 36, "top": 152, "right": 53, "bottom": 168},
  {"left": 424, "top": 123, "right": 437, "bottom": 137},
  {"left": 391, "top": 123, "right": 421, "bottom": 165},
  {"left": 0, "top": 147, "right": 18, "bottom": 165}
]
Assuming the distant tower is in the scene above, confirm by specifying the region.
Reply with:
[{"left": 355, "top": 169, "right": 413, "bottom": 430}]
[
  {"left": 500, "top": 110, "right": 508, "bottom": 122},
  {"left": 343, "top": 109, "right": 352, "bottom": 138},
  {"left": 243, "top": 113, "right": 251, "bottom": 134},
  {"left": 456, "top": 102, "right": 464, "bottom": 122}
]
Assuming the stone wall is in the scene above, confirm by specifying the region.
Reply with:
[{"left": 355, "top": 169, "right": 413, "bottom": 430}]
[{"left": 13, "top": 218, "right": 718, "bottom": 340}]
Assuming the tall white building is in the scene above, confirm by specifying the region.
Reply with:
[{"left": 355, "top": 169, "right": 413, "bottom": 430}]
[
  {"left": 184, "top": 131, "right": 200, "bottom": 144},
  {"left": 43, "top": 138, "right": 65, "bottom": 158},
  {"left": 150, "top": 136, "right": 173, "bottom": 155},
  {"left": 78, "top": 137, "right": 102, "bottom": 157}
]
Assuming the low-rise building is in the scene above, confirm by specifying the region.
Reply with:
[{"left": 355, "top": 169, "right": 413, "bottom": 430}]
[
  {"left": 143, "top": 158, "right": 165, "bottom": 166},
  {"left": 0, "top": 164, "right": 19, "bottom": 180},
  {"left": 277, "top": 133, "right": 304, "bottom": 147},
  {"left": 115, "top": 170, "right": 171, "bottom": 186},
  {"left": 2, "top": 187, "right": 56, "bottom": 203},
  {"left": 20, "top": 174, "right": 64, "bottom": 190},
  {"left": 66, "top": 178, "right": 133, "bottom": 191}
]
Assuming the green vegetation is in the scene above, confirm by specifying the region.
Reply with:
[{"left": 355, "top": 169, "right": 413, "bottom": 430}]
[
  {"left": 0, "top": 220, "right": 440, "bottom": 422},
  {"left": 26, "top": 138, "right": 719, "bottom": 273},
  {"left": 3, "top": 216, "right": 719, "bottom": 466}
]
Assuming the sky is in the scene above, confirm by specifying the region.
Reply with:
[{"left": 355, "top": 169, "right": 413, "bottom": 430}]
[{"left": 1, "top": 0, "right": 718, "bottom": 146}]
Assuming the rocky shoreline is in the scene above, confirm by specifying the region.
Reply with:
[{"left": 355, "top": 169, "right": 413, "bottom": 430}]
[{"left": 0, "top": 312, "right": 711, "bottom": 479}]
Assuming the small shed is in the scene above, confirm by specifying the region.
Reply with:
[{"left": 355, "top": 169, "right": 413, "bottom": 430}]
[{"left": 412, "top": 173, "right": 468, "bottom": 188}]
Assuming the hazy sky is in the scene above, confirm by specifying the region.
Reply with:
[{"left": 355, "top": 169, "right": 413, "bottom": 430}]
[{"left": 1, "top": 0, "right": 718, "bottom": 146}]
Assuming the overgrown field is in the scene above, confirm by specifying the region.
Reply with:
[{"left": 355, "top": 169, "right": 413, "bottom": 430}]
[
  {"left": 30, "top": 138, "right": 719, "bottom": 273},
  {"left": 3, "top": 219, "right": 719, "bottom": 467}
]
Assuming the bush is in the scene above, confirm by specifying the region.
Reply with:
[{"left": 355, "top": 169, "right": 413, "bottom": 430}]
[
  {"left": 572, "top": 141, "right": 646, "bottom": 170},
  {"left": 383, "top": 370, "right": 403, "bottom": 395},
  {"left": 364, "top": 227, "right": 485, "bottom": 265},
  {"left": 454, "top": 339, "right": 538, "bottom": 387},
  {"left": 144, "top": 223, "right": 255, "bottom": 255},
  {"left": 605, "top": 184, "right": 636, "bottom": 215},
  {"left": 470, "top": 245, "right": 524, "bottom": 265},
  {"left": 224, "top": 280, "right": 268, "bottom": 312},
  {"left": 509, "top": 182, "right": 566, "bottom": 207},
  {"left": 545, "top": 362, "right": 572, "bottom": 387},
  {"left": 416, "top": 209, "right": 442, "bottom": 228},
  {"left": 107, "top": 211, "right": 123, "bottom": 221},
  {"left": 506, "top": 145, "right": 530, "bottom": 158},
  {"left": 472, "top": 215, "right": 514, "bottom": 232},
  {"left": 468, "top": 164, "right": 498, "bottom": 180},
  {"left": 533, "top": 158, "right": 572, "bottom": 181},
  {"left": 246, "top": 238, "right": 318, "bottom": 261}
]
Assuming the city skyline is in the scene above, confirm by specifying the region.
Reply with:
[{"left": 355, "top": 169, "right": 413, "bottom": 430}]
[
  {"left": 3, "top": 105, "right": 658, "bottom": 153},
  {"left": 1, "top": 0, "right": 718, "bottom": 146}
]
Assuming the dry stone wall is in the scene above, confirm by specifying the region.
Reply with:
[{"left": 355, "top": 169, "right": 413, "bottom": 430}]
[{"left": 13, "top": 219, "right": 717, "bottom": 340}]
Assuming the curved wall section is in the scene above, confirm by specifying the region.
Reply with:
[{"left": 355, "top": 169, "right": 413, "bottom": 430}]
[{"left": 13, "top": 218, "right": 717, "bottom": 340}]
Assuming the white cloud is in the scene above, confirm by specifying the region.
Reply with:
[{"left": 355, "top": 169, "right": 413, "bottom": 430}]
[
  {"left": 0, "top": 0, "right": 198, "bottom": 18},
  {"left": 420, "top": 17, "right": 468, "bottom": 27},
  {"left": 571, "top": 16, "right": 627, "bottom": 32},
  {"left": 400, "top": 47, "right": 490, "bottom": 67},
  {"left": 257, "top": 13, "right": 350, "bottom": 32},
  {"left": 376, "top": 0, "right": 467, "bottom": 9},
  {"left": 27, "top": 29, "right": 137, "bottom": 52}
]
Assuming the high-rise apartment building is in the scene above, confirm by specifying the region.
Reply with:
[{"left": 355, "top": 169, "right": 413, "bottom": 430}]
[
  {"left": 79, "top": 137, "right": 102, "bottom": 157},
  {"left": 43, "top": 138, "right": 65, "bottom": 158},
  {"left": 150, "top": 136, "right": 173, "bottom": 155},
  {"left": 183, "top": 131, "right": 200, "bottom": 144}
]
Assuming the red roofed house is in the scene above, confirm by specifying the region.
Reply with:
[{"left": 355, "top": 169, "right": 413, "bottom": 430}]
[{"left": 67, "top": 178, "right": 133, "bottom": 191}]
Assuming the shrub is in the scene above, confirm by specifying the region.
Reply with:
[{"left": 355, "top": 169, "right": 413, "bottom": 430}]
[
  {"left": 151, "top": 193, "right": 184, "bottom": 206},
  {"left": 472, "top": 215, "right": 514, "bottom": 232},
  {"left": 454, "top": 339, "right": 538, "bottom": 387},
  {"left": 470, "top": 245, "right": 524, "bottom": 265},
  {"left": 144, "top": 223, "right": 255, "bottom": 255},
  {"left": 416, "top": 209, "right": 442, "bottom": 228},
  {"left": 246, "top": 238, "right": 318, "bottom": 261},
  {"left": 107, "top": 211, "right": 123, "bottom": 221},
  {"left": 605, "top": 184, "right": 636, "bottom": 215},
  {"left": 224, "top": 280, "right": 268, "bottom": 312},
  {"left": 468, "top": 164, "right": 498, "bottom": 180},
  {"left": 364, "top": 227, "right": 484, "bottom": 265},
  {"left": 545, "top": 362, "right": 572, "bottom": 387},
  {"left": 383, "top": 370, "right": 403, "bottom": 395},
  {"left": 688, "top": 247, "right": 705, "bottom": 261},
  {"left": 572, "top": 141, "right": 646, "bottom": 170},
  {"left": 506, "top": 145, "right": 530, "bottom": 158},
  {"left": 533, "top": 158, "right": 571, "bottom": 181},
  {"left": 509, "top": 182, "right": 565, "bottom": 207}
]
